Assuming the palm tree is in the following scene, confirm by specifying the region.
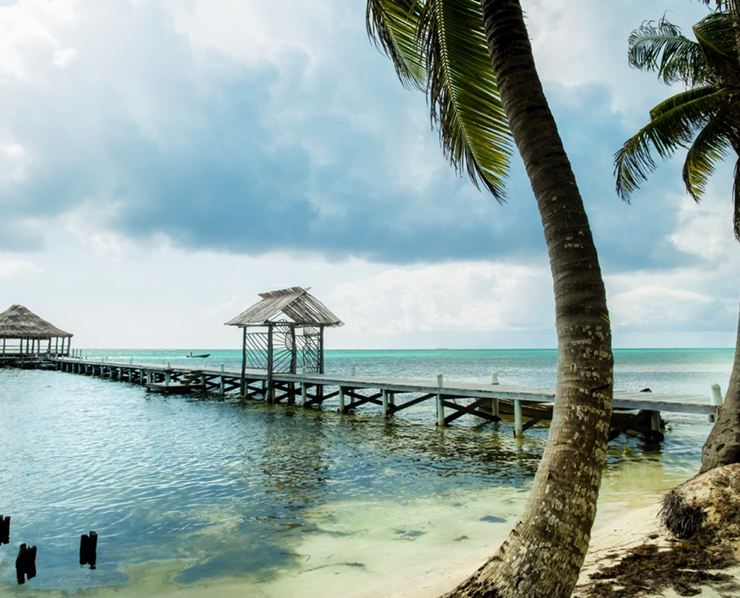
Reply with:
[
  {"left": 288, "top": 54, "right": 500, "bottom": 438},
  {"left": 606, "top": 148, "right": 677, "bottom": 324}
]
[
  {"left": 367, "top": 1, "right": 613, "bottom": 596},
  {"left": 614, "top": 5, "right": 740, "bottom": 475}
]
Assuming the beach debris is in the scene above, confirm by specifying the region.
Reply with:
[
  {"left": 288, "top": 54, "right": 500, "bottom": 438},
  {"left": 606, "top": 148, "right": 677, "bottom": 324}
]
[
  {"left": 0, "top": 515, "right": 9, "bottom": 544},
  {"left": 79, "top": 531, "right": 98, "bottom": 569},
  {"left": 576, "top": 463, "right": 740, "bottom": 598},
  {"left": 15, "top": 543, "right": 37, "bottom": 584}
]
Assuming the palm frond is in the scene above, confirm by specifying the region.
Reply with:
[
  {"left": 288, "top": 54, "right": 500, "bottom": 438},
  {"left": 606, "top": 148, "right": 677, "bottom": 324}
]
[
  {"left": 418, "top": 0, "right": 512, "bottom": 199},
  {"left": 682, "top": 106, "right": 736, "bottom": 199},
  {"left": 366, "top": 0, "right": 426, "bottom": 89},
  {"left": 733, "top": 157, "right": 740, "bottom": 240},
  {"left": 615, "top": 86, "right": 725, "bottom": 199},
  {"left": 628, "top": 18, "right": 710, "bottom": 85},
  {"left": 693, "top": 12, "right": 740, "bottom": 80}
]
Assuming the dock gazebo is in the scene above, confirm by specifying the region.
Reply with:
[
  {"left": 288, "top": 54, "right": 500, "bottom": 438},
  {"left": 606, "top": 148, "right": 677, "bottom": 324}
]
[
  {"left": 225, "top": 287, "right": 343, "bottom": 397},
  {"left": 0, "top": 304, "right": 73, "bottom": 361}
]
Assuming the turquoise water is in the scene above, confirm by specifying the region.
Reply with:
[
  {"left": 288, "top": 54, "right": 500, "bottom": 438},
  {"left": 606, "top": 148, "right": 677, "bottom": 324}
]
[{"left": 0, "top": 349, "right": 734, "bottom": 594}]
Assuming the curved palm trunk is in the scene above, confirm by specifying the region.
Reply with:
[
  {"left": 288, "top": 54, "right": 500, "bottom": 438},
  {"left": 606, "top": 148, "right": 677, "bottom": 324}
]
[
  {"left": 446, "top": 2, "right": 614, "bottom": 597},
  {"left": 701, "top": 304, "right": 740, "bottom": 472}
]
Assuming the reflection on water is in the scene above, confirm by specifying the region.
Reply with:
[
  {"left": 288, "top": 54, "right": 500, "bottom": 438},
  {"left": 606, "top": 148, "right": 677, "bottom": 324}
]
[{"left": 0, "top": 369, "right": 552, "bottom": 593}]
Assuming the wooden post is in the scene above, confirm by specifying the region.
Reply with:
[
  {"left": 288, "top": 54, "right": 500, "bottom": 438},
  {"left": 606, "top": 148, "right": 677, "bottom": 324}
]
[
  {"left": 514, "top": 400, "right": 523, "bottom": 437},
  {"left": 219, "top": 363, "right": 225, "bottom": 396},
  {"left": 301, "top": 366, "right": 308, "bottom": 407},
  {"left": 319, "top": 326, "right": 325, "bottom": 374},
  {"left": 339, "top": 386, "right": 346, "bottom": 413},
  {"left": 290, "top": 326, "right": 297, "bottom": 374},
  {"left": 491, "top": 398, "right": 500, "bottom": 417},
  {"left": 241, "top": 327, "right": 247, "bottom": 398},
  {"left": 351, "top": 365, "right": 357, "bottom": 376},
  {"left": 382, "top": 389, "right": 389, "bottom": 418},
  {"left": 267, "top": 325, "right": 274, "bottom": 402},
  {"left": 436, "top": 374, "right": 445, "bottom": 427},
  {"left": 491, "top": 372, "right": 499, "bottom": 385},
  {"left": 710, "top": 383, "right": 723, "bottom": 422}
]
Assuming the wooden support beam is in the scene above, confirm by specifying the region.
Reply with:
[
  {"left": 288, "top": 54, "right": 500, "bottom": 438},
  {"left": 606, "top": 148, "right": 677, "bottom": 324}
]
[{"left": 520, "top": 406, "right": 553, "bottom": 432}]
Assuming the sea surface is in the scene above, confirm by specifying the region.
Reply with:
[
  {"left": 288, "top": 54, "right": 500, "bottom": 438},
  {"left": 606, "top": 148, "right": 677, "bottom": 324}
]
[{"left": 0, "top": 348, "right": 734, "bottom": 596}]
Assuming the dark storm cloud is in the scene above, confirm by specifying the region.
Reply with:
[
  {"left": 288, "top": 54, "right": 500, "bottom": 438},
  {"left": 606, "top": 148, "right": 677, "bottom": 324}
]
[{"left": 1, "top": 0, "right": 712, "bottom": 272}]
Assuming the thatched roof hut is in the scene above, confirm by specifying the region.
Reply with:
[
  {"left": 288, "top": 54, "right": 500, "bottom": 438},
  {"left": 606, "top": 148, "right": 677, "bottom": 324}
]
[
  {"left": 225, "top": 288, "right": 342, "bottom": 395},
  {"left": 0, "top": 304, "right": 73, "bottom": 357},
  {"left": 225, "top": 287, "right": 343, "bottom": 328}
]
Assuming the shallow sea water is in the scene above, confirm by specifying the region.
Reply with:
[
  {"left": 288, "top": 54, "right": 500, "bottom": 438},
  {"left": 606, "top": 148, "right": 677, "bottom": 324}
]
[{"left": 0, "top": 349, "right": 733, "bottom": 596}]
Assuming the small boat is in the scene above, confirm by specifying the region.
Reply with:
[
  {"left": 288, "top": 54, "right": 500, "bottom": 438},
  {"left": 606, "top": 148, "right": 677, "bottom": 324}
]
[{"left": 186, "top": 351, "right": 210, "bottom": 359}]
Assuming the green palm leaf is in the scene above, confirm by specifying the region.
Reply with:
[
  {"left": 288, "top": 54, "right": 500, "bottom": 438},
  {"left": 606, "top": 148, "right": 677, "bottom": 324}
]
[
  {"left": 682, "top": 105, "right": 738, "bottom": 198},
  {"left": 366, "top": 0, "right": 426, "bottom": 88},
  {"left": 628, "top": 18, "right": 709, "bottom": 85},
  {"left": 693, "top": 12, "right": 740, "bottom": 80},
  {"left": 615, "top": 86, "right": 725, "bottom": 198},
  {"left": 367, "top": 0, "right": 513, "bottom": 200},
  {"left": 733, "top": 158, "right": 740, "bottom": 240}
]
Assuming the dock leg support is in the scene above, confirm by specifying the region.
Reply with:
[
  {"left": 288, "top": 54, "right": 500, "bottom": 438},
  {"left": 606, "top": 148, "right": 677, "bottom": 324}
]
[
  {"left": 514, "top": 400, "right": 523, "bottom": 438},
  {"left": 491, "top": 398, "right": 500, "bottom": 418},
  {"left": 436, "top": 394, "right": 445, "bottom": 427},
  {"left": 382, "top": 390, "right": 389, "bottom": 418},
  {"left": 339, "top": 387, "right": 346, "bottom": 413}
]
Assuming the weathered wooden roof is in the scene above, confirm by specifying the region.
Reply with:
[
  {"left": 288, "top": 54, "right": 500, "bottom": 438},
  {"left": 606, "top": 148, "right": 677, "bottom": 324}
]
[
  {"left": 0, "top": 304, "right": 73, "bottom": 339},
  {"left": 225, "top": 287, "right": 343, "bottom": 327}
]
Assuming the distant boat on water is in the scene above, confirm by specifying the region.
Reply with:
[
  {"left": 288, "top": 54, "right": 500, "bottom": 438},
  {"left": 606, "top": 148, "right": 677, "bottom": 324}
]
[{"left": 186, "top": 351, "right": 210, "bottom": 359}]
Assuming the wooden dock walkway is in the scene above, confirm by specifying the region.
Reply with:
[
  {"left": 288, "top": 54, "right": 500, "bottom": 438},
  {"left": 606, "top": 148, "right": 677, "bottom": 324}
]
[{"left": 45, "top": 357, "right": 721, "bottom": 441}]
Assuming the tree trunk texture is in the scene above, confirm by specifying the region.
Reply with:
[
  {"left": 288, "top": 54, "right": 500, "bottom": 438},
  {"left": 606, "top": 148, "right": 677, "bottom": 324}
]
[
  {"left": 445, "top": 2, "right": 614, "bottom": 597},
  {"left": 700, "top": 305, "right": 740, "bottom": 473}
]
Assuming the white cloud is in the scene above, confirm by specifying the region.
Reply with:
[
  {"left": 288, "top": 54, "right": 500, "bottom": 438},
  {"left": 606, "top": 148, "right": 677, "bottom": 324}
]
[
  {"left": 0, "top": 257, "right": 41, "bottom": 277},
  {"left": 327, "top": 262, "right": 554, "bottom": 338}
]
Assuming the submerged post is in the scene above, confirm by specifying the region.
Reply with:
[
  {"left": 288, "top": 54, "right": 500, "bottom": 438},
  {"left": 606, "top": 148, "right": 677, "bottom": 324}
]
[{"left": 513, "top": 399, "right": 523, "bottom": 437}]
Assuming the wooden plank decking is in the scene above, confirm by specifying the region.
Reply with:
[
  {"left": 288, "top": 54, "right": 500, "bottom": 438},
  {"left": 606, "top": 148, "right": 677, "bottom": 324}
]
[{"left": 43, "top": 357, "right": 719, "bottom": 441}]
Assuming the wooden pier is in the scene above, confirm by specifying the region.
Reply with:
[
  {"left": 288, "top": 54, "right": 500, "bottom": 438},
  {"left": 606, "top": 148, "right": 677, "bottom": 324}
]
[{"left": 44, "top": 357, "right": 721, "bottom": 442}]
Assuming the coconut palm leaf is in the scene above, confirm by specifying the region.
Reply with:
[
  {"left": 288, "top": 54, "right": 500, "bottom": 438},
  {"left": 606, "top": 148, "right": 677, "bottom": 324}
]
[
  {"left": 733, "top": 158, "right": 740, "bottom": 239},
  {"left": 693, "top": 12, "right": 740, "bottom": 79},
  {"left": 366, "top": 0, "right": 426, "bottom": 88},
  {"left": 628, "top": 18, "right": 710, "bottom": 85},
  {"left": 682, "top": 106, "right": 738, "bottom": 198},
  {"left": 615, "top": 86, "right": 726, "bottom": 198},
  {"left": 366, "top": 0, "right": 513, "bottom": 199}
]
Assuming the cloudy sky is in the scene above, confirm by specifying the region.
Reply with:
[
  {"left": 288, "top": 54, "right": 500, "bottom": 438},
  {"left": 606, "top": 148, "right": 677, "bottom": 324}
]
[{"left": 0, "top": 0, "right": 737, "bottom": 350}]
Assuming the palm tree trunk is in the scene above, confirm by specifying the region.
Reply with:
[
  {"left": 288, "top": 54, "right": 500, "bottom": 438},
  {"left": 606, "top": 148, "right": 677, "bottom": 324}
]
[
  {"left": 446, "top": 2, "right": 614, "bottom": 597},
  {"left": 700, "top": 304, "right": 740, "bottom": 472}
]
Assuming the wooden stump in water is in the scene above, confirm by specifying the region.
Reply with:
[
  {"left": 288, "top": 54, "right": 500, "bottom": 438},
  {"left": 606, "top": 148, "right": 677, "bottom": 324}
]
[
  {"left": 80, "top": 531, "right": 98, "bottom": 569},
  {"left": 0, "top": 515, "right": 9, "bottom": 544}
]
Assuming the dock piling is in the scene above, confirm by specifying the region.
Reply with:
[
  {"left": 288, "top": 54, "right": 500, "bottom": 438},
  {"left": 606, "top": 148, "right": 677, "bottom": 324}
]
[
  {"left": 513, "top": 400, "right": 523, "bottom": 437},
  {"left": 710, "top": 383, "right": 723, "bottom": 422}
]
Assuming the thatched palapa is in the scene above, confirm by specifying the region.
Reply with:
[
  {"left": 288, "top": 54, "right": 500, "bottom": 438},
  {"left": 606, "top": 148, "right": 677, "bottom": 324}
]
[
  {"left": 225, "top": 287, "right": 343, "bottom": 397},
  {"left": 0, "top": 304, "right": 73, "bottom": 357}
]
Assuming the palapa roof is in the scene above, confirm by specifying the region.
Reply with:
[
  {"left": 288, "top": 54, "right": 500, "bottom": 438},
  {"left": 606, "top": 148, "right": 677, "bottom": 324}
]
[
  {"left": 0, "top": 304, "right": 73, "bottom": 339},
  {"left": 225, "top": 287, "right": 343, "bottom": 328}
]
